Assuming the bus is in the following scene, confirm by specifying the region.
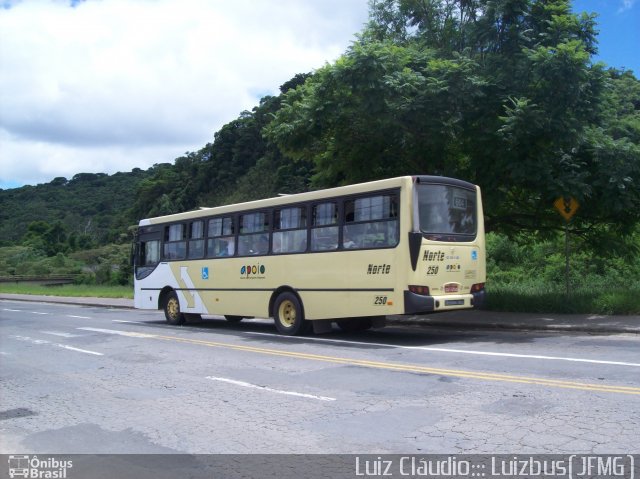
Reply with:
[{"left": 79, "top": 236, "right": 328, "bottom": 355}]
[{"left": 132, "top": 175, "right": 486, "bottom": 335}]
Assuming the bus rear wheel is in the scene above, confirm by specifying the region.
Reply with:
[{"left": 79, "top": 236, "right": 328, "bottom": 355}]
[
  {"left": 273, "top": 292, "right": 309, "bottom": 335},
  {"left": 164, "top": 290, "right": 185, "bottom": 325}
]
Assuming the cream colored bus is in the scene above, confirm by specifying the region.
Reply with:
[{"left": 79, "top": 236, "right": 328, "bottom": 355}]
[{"left": 132, "top": 175, "right": 486, "bottom": 335}]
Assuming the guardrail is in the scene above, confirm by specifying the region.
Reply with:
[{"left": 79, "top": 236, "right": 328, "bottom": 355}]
[{"left": 0, "top": 275, "right": 81, "bottom": 285}]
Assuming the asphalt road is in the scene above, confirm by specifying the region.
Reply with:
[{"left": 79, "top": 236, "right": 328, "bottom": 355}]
[{"left": 1, "top": 299, "right": 639, "bottom": 455}]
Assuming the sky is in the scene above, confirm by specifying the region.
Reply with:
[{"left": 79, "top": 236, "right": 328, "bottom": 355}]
[{"left": 0, "top": 0, "right": 638, "bottom": 190}]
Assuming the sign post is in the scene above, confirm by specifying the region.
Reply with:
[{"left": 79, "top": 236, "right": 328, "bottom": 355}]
[{"left": 553, "top": 196, "right": 580, "bottom": 299}]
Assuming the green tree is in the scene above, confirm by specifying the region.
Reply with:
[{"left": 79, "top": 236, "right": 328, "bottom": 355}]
[
  {"left": 266, "top": 0, "right": 639, "bottom": 239},
  {"left": 22, "top": 221, "right": 68, "bottom": 256}
]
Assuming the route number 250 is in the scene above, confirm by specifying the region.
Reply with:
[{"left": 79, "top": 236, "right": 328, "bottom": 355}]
[{"left": 374, "top": 296, "right": 388, "bottom": 305}]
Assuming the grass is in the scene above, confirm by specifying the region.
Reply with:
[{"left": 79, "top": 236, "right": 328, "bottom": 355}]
[
  {"left": 0, "top": 283, "right": 133, "bottom": 299},
  {"left": 486, "top": 284, "right": 640, "bottom": 315}
]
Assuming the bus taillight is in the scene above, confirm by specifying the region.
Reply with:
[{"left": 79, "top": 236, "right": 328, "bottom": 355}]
[{"left": 409, "top": 285, "right": 430, "bottom": 296}]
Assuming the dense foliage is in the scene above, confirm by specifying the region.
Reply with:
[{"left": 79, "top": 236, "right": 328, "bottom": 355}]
[
  {"left": 267, "top": 0, "right": 640, "bottom": 243},
  {"left": 0, "top": 170, "right": 152, "bottom": 247},
  {"left": 486, "top": 232, "right": 640, "bottom": 314}
]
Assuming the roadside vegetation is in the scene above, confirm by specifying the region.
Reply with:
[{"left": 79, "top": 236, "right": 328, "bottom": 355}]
[
  {"left": 1, "top": 0, "right": 638, "bottom": 315},
  {"left": 0, "top": 243, "right": 131, "bottom": 287},
  {"left": 485, "top": 232, "right": 640, "bottom": 315},
  {"left": 0, "top": 241, "right": 133, "bottom": 298},
  {"left": 0, "top": 283, "right": 133, "bottom": 299}
]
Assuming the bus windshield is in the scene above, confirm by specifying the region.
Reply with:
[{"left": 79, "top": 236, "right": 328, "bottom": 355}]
[{"left": 417, "top": 183, "right": 477, "bottom": 239}]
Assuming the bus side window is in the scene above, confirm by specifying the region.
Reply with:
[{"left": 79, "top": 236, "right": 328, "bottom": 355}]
[
  {"left": 163, "top": 224, "right": 186, "bottom": 260},
  {"left": 274, "top": 206, "right": 307, "bottom": 254},
  {"left": 238, "top": 212, "right": 269, "bottom": 256},
  {"left": 343, "top": 195, "right": 398, "bottom": 249},
  {"left": 188, "top": 220, "right": 205, "bottom": 259},
  {"left": 311, "top": 202, "right": 338, "bottom": 251},
  {"left": 143, "top": 240, "right": 160, "bottom": 265},
  {"left": 207, "top": 217, "right": 236, "bottom": 257}
]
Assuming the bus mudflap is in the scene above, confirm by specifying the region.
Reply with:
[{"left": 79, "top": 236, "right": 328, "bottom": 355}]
[{"left": 403, "top": 290, "right": 435, "bottom": 314}]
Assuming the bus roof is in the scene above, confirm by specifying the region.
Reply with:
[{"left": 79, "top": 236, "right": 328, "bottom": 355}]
[{"left": 138, "top": 175, "right": 476, "bottom": 226}]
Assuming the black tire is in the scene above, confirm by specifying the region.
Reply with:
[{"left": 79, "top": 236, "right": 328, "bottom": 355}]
[
  {"left": 163, "top": 290, "right": 185, "bottom": 325},
  {"left": 273, "top": 292, "right": 309, "bottom": 335},
  {"left": 224, "top": 315, "right": 244, "bottom": 323},
  {"left": 336, "top": 317, "right": 373, "bottom": 333}
]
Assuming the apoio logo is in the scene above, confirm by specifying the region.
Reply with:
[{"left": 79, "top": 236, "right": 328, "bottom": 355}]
[{"left": 240, "top": 264, "right": 266, "bottom": 278}]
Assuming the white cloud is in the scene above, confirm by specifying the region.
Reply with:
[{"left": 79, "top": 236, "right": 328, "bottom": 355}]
[
  {"left": 618, "top": 0, "right": 636, "bottom": 12},
  {"left": 0, "top": 0, "right": 369, "bottom": 187}
]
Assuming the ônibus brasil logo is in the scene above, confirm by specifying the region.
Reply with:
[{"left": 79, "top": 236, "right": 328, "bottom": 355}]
[
  {"left": 241, "top": 264, "right": 266, "bottom": 278},
  {"left": 8, "top": 455, "right": 73, "bottom": 478}
]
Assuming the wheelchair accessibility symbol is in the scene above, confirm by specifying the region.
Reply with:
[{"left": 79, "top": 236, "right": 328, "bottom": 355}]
[{"left": 202, "top": 267, "right": 209, "bottom": 280}]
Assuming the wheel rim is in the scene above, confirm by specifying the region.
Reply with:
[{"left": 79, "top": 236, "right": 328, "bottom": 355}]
[
  {"left": 167, "top": 297, "right": 180, "bottom": 320},
  {"left": 278, "top": 299, "right": 296, "bottom": 327}
]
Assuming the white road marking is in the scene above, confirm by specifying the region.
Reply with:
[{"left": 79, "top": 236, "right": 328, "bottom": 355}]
[
  {"left": 78, "top": 327, "right": 157, "bottom": 338},
  {"left": 57, "top": 345, "right": 103, "bottom": 356},
  {"left": 11, "top": 335, "right": 48, "bottom": 345},
  {"left": 67, "top": 315, "right": 91, "bottom": 319},
  {"left": 9, "top": 335, "right": 103, "bottom": 356},
  {"left": 2, "top": 308, "right": 22, "bottom": 312},
  {"left": 30, "top": 311, "right": 50, "bottom": 315},
  {"left": 40, "top": 331, "right": 83, "bottom": 338},
  {"left": 245, "top": 332, "right": 640, "bottom": 368},
  {"left": 80, "top": 324, "right": 640, "bottom": 369},
  {"left": 206, "top": 376, "right": 336, "bottom": 402}
]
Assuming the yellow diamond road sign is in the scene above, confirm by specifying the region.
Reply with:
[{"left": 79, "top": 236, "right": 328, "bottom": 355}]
[{"left": 554, "top": 196, "right": 580, "bottom": 221}]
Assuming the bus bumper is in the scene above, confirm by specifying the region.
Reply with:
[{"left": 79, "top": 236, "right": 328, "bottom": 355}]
[
  {"left": 404, "top": 290, "right": 485, "bottom": 314},
  {"left": 471, "top": 289, "right": 486, "bottom": 309}
]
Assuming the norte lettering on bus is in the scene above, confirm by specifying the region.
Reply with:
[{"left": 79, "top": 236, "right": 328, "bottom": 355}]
[
  {"left": 367, "top": 264, "right": 391, "bottom": 274},
  {"left": 423, "top": 250, "right": 445, "bottom": 262}
]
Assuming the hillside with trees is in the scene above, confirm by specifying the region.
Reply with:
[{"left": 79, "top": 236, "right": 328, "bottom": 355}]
[
  {"left": 0, "top": 169, "right": 152, "bottom": 247},
  {"left": 1, "top": 0, "right": 639, "bottom": 311}
]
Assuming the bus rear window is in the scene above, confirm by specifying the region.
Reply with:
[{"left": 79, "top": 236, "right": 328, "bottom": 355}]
[{"left": 417, "top": 184, "right": 477, "bottom": 239}]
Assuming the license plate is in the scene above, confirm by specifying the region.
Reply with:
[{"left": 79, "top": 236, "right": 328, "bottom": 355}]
[
  {"left": 445, "top": 299, "right": 464, "bottom": 306},
  {"left": 444, "top": 283, "right": 459, "bottom": 293}
]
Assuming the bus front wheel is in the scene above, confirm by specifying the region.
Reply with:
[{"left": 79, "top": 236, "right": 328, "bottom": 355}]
[
  {"left": 164, "top": 290, "right": 185, "bottom": 325},
  {"left": 273, "top": 292, "right": 308, "bottom": 335}
]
